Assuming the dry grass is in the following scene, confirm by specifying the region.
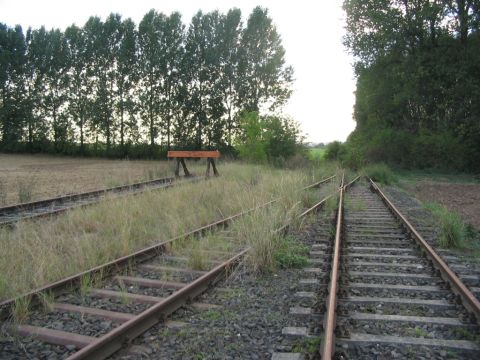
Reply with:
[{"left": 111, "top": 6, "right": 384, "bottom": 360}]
[
  {"left": 0, "top": 154, "right": 185, "bottom": 205},
  {"left": 0, "top": 162, "right": 336, "bottom": 300}
]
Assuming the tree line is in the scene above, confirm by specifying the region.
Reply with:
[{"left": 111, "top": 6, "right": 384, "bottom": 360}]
[
  {"left": 0, "top": 7, "right": 293, "bottom": 158},
  {"left": 341, "top": 0, "right": 480, "bottom": 172}
]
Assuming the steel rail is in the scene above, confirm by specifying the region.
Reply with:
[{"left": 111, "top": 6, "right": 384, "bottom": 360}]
[
  {"left": 0, "top": 176, "right": 189, "bottom": 227},
  {"left": 66, "top": 178, "right": 342, "bottom": 359},
  {"left": 301, "top": 174, "right": 336, "bottom": 191},
  {"left": 369, "top": 177, "right": 480, "bottom": 323},
  {"left": 320, "top": 173, "right": 345, "bottom": 360},
  {"left": 0, "top": 175, "right": 335, "bottom": 319},
  {"left": 66, "top": 249, "right": 249, "bottom": 359}
]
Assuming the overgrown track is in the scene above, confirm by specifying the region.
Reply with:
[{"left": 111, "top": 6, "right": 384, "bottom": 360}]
[
  {"left": 0, "top": 175, "right": 335, "bottom": 360},
  {"left": 0, "top": 176, "right": 183, "bottom": 227},
  {"left": 321, "top": 179, "right": 480, "bottom": 359}
]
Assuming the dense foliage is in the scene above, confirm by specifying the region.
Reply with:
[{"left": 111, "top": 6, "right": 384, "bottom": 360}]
[
  {"left": 343, "top": 0, "right": 480, "bottom": 171},
  {"left": 0, "top": 7, "right": 293, "bottom": 158},
  {"left": 235, "top": 112, "right": 304, "bottom": 163}
]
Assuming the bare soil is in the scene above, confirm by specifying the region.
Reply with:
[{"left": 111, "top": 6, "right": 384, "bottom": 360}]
[
  {"left": 405, "top": 181, "right": 480, "bottom": 229},
  {"left": 0, "top": 154, "right": 173, "bottom": 206}
]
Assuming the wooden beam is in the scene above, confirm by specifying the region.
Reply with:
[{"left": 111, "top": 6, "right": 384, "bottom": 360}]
[{"left": 167, "top": 150, "right": 220, "bottom": 158}]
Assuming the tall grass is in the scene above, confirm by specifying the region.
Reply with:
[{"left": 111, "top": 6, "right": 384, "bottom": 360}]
[
  {"left": 0, "top": 163, "right": 335, "bottom": 300},
  {"left": 424, "top": 202, "right": 466, "bottom": 248}
]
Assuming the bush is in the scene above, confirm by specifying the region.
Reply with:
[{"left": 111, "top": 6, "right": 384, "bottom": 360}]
[
  {"left": 324, "top": 141, "right": 344, "bottom": 160},
  {"left": 361, "top": 163, "right": 397, "bottom": 185}
]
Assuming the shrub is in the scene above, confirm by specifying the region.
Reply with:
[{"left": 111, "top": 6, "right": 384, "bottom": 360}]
[
  {"left": 361, "top": 163, "right": 397, "bottom": 185},
  {"left": 324, "top": 141, "right": 344, "bottom": 161}
]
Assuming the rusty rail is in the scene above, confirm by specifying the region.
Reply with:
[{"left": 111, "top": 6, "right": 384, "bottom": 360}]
[
  {"left": 302, "top": 174, "right": 336, "bottom": 191},
  {"left": 66, "top": 179, "right": 343, "bottom": 359},
  {"left": 66, "top": 249, "right": 248, "bottom": 359},
  {"left": 0, "top": 175, "right": 186, "bottom": 227},
  {"left": 0, "top": 175, "right": 335, "bottom": 319},
  {"left": 369, "top": 178, "right": 480, "bottom": 323},
  {"left": 320, "top": 173, "right": 345, "bottom": 359}
]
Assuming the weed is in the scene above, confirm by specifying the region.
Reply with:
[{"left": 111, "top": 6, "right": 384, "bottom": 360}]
[
  {"left": 293, "top": 336, "right": 322, "bottom": 354},
  {"left": 274, "top": 235, "right": 309, "bottom": 269},
  {"left": 405, "top": 326, "right": 430, "bottom": 338},
  {"left": 79, "top": 274, "right": 93, "bottom": 296},
  {"left": 17, "top": 177, "right": 36, "bottom": 203},
  {"left": 200, "top": 309, "right": 222, "bottom": 321},
  {"left": 39, "top": 291, "right": 55, "bottom": 312},
  {"left": 13, "top": 296, "right": 31, "bottom": 323},
  {"left": 176, "top": 328, "right": 188, "bottom": 338},
  {"left": 0, "top": 179, "right": 6, "bottom": 205},
  {"left": 452, "top": 327, "right": 480, "bottom": 341},
  {"left": 424, "top": 202, "right": 465, "bottom": 248},
  {"left": 119, "top": 290, "right": 132, "bottom": 305},
  {"left": 361, "top": 163, "right": 397, "bottom": 185}
]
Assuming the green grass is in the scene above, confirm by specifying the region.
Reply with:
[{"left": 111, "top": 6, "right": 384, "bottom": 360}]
[
  {"left": 395, "top": 169, "right": 480, "bottom": 184},
  {"left": 424, "top": 202, "right": 466, "bottom": 248},
  {"left": 274, "top": 235, "right": 309, "bottom": 269},
  {"left": 308, "top": 148, "right": 326, "bottom": 161}
]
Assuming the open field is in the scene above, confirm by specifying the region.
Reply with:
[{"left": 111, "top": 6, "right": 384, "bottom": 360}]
[
  {"left": 394, "top": 170, "right": 480, "bottom": 230},
  {"left": 0, "top": 154, "right": 184, "bottom": 206},
  {"left": 0, "top": 161, "right": 340, "bottom": 301}
]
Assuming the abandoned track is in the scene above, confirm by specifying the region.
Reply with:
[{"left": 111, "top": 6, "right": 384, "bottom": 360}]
[
  {"left": 322, "top": 179, "right": 480, "bottom": 359},
  {"left": 272, "top": 177, "right": 480, "bottom": 359},
  {"left": 0, "top": 176, "right": 188, "bottom": 227},
  {"left": 0, "top": 175, "right": 335, "bottom": 360}
]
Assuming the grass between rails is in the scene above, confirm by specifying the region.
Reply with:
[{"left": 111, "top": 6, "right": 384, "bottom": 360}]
[{"left": 0, "top": 162, "right": 339, "bottom": 301}]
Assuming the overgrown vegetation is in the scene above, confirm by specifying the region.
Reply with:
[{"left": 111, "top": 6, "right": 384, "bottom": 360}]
[
  {"left": 0, "top": 163, "right": 334, "bottom": 300},
  {"left": 424, "top": 202, "right": 466, "bottom": 248},
  {"left": 274, "top": 235, "right": 309, "bottom": 269},
  {"left": 361, "top": 163, "right": 397, "bottom": 185},
  {"left": 235, "top": 112, "right": 305, "bottom": 164},
  {"left": 341, "top": 1, "right": 480, "bottom": 172}
]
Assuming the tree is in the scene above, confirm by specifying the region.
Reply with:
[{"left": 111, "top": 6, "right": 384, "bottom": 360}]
[
  {"left": 239, "top": 7, "right": 293, "bottom": 112},
  {"left": 116, "top": 17, "right": 138, "bottom": 150},
  {"left": 0, "top": 25, "right": 28, "bottom": 149}
]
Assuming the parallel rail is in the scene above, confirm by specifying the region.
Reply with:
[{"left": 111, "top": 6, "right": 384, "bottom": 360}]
[
  {"left": 0, "top": 176, "right": 182, "bottom": 227},
  {"left": 0, "top": 175, "right": 336, "bottom": 360},
  {"left": 319, "top": 177, "right": 480, "bottom": 359}
]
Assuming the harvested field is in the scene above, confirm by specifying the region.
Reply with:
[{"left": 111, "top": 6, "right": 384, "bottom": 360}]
[
  {"left": 0, "top": 154, "right": 177, "bottom": 206},
  {"left": 405, "top": 181, "right": 480, "bottom": 229}
]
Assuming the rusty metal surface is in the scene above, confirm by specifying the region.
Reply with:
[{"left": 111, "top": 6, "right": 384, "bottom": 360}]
[
  {"left": 14, "top": 324, "right": 95, "bottom": 349},
  {"left": 320, "top": 173, "right": 345, "bottom": 360},
  {"left": 369, "top": 178, "right": 480, "bottom": 323},
  {"left": 66, "top": 249, "right": 248, "bottom": 360},
  {"left": 167, "top": 150, "right": 221, "bottom": 158},
  {"left": 0, "top": 176, "right": 180, "bottom": 227}
]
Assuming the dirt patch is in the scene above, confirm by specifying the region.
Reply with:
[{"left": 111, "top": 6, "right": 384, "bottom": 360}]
[
  {"left": 0, "top": 154, "right": 174, "bottom": 206},
  {"left": 405, "top": 181, "right": 480, "bottom": 229}
]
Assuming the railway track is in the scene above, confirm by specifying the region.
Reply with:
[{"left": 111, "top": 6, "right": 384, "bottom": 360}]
[
  {"left": 274, "top": 177, "right": 480, "bottom": 360},
  {"left": 0, "top": 176, "right": 190, "bottom": 227},
  {"left": 0, "top": 175, "right": 336, "bottom": 360}
]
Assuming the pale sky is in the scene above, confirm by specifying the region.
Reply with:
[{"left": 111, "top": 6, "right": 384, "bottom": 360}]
[{"left": 0, "top": 0, "right": 357, "bottom": 144}]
